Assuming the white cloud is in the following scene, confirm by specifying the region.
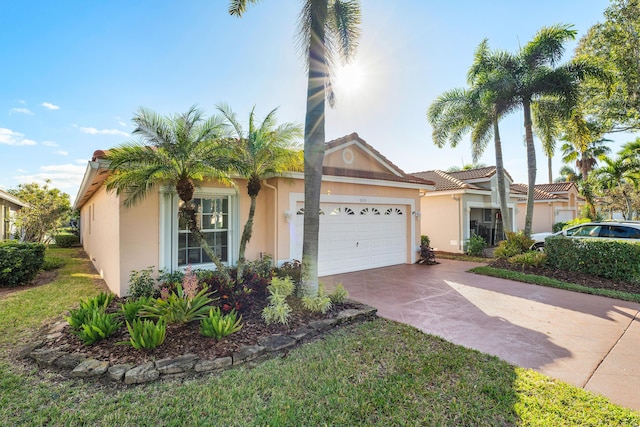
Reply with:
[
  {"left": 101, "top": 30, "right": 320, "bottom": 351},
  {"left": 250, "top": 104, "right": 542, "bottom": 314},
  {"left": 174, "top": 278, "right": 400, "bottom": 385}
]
[
  {"left": 16, "top": 168, "right": 27, "bottom": 173},
  {"left": 15, "top": 163, "right": 86, "bottom": 194},
  {"left": 10, "top": 107, "right": 33, "bottom": 115},
  {"left": 41, "top": 102, "right": 60, "bottom": 110},
  {"left": 80, "top": 127, "right": 129, "bottom": 137},
  {"left": 42, "top": 140, "right": 59, "bottom": 147},
  {"left": 118, "top": 121, "right": 127, "bottom": 127},
  {"left": 0, "top": 128, "right": 37, "bottom": 146},
  {"left": 55, "top": 150, "right": 69, "bottom": 156}
]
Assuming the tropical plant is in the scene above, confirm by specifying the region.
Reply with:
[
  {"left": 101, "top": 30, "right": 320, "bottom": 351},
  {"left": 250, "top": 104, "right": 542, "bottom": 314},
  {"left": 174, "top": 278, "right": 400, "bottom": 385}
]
[
  {"left": 507, "top": 251, "right": 547, "bottom": 269},
  {"left": 8, "top": 180, "right": 71, "bottom": 243},
  {"left": 65, "top": 292, "right": 115, "bottom": 330},
  {"left": 465, "top": 233, "right": 487, "bottom": 257},
  {"left": 595, "top": 155, "right": 640, "bottom": 220},
  {"left": 493, "top": 231, "right": 534, "bottom": 260},
  {"left": 128, "top": 267, "right": 158, "bottom": 299},
  {"left": 200, "top": 307, "right": 243, "bottom": 341},
  {"left": 329, "top": 283, "right": 349, "bottom": 304},
  {"left": 140, "top": 283, "right": 215, "bottom": 325},
  {"left": 216, "top": 104, "right": 303, "bottom": 281},
  {"left": 77, "top": 310, "right": 123, "bottom": 345},
  {"left": 122, "top": 318, "right": 167, "bottom": 350},
  {"left": 302, "top": 284, "right": 332, "bottom": 314},
  {"left": 262, "top": 276, "right": 295, "bottom": 325},
  {"left": 120, "top": 297, "right": 151, "bottom": 324},
  {"left": 104, "top": 106, "right": 233, "bottom": 280},
  {"left": 229, "top": 0, "right": 362, "bottom": 296}
]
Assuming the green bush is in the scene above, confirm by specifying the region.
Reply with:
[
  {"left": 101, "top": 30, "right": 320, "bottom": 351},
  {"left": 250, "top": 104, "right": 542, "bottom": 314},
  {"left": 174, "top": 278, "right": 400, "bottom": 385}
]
[
  {"left": 421, "top": 235, "right": 431, "bottom": 247},
  {"left": 507, "top": 252, "right": 547, "bottom": 269},
  {"left": 302, "top": 284, "right": 332, "bottom": 314},
  {"left": 140, "top": 284, "right": 214, "bottom": 325},
  {"left": 493, "top": 232, "right": 534, "bottom": 259},
  {"left": 552, "top": 222, "right": 568, "bottom": 233},
  {"left": 0, "top": 241, "right": 45, "bottom": 286},
  {"left": 262, "top": 277, "right": 294, "bottom": 325},
  {"left": 200, "top": 307, "right": 243, "bottom": 341},
  {"left": 465, "top": 233, "right": 486, "bottom": 257},
  {"left": 545, "top": 237, "right": 640, "bottom": 283},
  {"left": 122, "top": 318, "right": 166, "bottom": 349},
  {"left": 65, "top": 292, "right": 115, "bottom": 330},
  {"left": 329, "top": 283, "right": 349, "bottom": 304},
  {"left": 274, "top": 260, "right": 302, "bottom": 294},
  {"left": 77, "top": 310, "right": 122, "bottom": 345},
  {"left": 128, "top": 267, "right": 157, "bottom": 299},
  {"left": 54, "top": 234, "right": 80, "bottom": 248},
  {"left": 120, "top": 297, "right": 151, "bottom": 324}
]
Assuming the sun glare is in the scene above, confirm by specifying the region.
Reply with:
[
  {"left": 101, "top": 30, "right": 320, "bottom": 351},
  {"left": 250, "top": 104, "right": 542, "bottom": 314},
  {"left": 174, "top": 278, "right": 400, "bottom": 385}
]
[{"left": 334, "top": 61, "right": 366, "bottom": 96}]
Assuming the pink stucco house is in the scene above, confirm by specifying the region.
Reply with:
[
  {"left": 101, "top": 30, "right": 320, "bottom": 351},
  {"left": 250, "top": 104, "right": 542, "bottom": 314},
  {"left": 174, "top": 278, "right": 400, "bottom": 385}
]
[
  {"left": 74, "top": 133, "right": 435, "bottom": 296},
  {"left": 0, "top": 188, "right": 26, "bottom": 241}
]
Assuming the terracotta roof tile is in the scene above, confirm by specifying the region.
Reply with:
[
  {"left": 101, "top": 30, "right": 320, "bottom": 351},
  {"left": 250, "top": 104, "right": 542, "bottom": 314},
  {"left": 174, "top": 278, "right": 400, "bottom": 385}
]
[
  {"left": 411, "top": 170, "right": 484, "bottom": 191},
  {"left": 510, "top": 183, "right": 564, "bottom": 201},
  {"left": 534, "top": 182, "right": 577, "bottom": 194},
  {"left": 323, "top": 166, "right": 434, "bottom": 186}
]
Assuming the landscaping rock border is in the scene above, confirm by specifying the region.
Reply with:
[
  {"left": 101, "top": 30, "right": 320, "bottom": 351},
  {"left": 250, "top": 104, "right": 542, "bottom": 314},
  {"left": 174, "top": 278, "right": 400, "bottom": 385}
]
[{"left": 20, "top": 303, "right": 377, "bottom": 385}]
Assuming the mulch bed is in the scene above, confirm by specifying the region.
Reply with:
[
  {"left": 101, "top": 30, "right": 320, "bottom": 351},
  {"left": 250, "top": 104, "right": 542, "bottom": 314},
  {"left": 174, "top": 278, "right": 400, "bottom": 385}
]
[
  {"left": 40, "top": 296, "right": 359, "bottom": 366},
  {"left": 489, "top": 259, "right": 640, "bottom": 295}
]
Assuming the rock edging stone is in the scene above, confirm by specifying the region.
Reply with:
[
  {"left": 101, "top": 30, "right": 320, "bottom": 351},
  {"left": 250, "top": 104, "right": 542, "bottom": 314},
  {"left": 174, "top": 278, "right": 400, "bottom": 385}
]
[{"left": 21, "top": 304, "right": 377, "bottom": 385}]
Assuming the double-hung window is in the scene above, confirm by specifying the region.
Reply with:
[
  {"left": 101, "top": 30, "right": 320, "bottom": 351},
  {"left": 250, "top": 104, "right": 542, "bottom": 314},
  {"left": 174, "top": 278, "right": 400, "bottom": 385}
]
[{"left": 178, "top": 197, "right": 229, "bottom": 266}]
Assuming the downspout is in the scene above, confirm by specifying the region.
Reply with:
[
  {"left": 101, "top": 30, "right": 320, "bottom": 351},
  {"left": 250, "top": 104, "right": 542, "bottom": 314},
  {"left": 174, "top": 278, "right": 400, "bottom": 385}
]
[
  {"left": 263, "top": 180, "right": 278, "bottom": 266},
  {"left": 452, "top": 195, "right": 462, "bottom": 252}
]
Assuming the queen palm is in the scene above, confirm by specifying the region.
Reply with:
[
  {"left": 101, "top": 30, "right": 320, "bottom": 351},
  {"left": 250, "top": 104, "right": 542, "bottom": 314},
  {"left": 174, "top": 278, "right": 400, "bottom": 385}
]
[
  {"left": 489, "top": 24, "right": 604, "bottom": 235},
  {"left": 229, "top": 0, "right": 361, "bottom": 295},
  {"left": 595, "top": 155, "right": 640, "bottom": 220},
  {"left": 217, "top": 103, "right": 303, "bottom": 282},
  {"left": 429, "top": 41, "right": 518, "bottom": 234},
  {"left": 104, "top": 106, "right": 232, "bottom": 278}
]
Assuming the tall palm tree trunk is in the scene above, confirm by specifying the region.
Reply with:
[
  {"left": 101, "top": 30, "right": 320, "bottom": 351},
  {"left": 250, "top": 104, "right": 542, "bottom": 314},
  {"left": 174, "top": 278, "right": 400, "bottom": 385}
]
[
  {"left": 523, "top": 100, "right": 537, "bottom": 236},
  {"left": 301, "top": 0, "right": 328, "bottom": 296},
  {"left": 547, "top": 155, "right": 553, "bottom": 184},
  {"left": 237, "top": 193, "right": 258, "bottom": 282},
  {"left": 493, "top": 118, "right": 512, "bottom": 234}
]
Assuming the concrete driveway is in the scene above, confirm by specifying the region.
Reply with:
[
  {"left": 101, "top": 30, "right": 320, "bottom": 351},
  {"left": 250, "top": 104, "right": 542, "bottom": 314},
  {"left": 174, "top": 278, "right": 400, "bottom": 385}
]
[{"left": 321, "top": 259, "right": 640, "bottom": 411}]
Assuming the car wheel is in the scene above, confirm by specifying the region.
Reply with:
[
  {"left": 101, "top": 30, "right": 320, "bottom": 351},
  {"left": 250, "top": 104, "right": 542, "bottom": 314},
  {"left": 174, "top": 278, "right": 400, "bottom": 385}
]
[{"left": 532, "top": 242, "right": 545, "bottom": 252}]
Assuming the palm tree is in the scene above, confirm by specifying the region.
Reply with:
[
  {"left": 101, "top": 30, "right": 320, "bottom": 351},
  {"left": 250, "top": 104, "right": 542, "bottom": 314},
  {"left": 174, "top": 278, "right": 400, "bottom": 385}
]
[
  {"left": 489, "top": 24, "right": 604, "bottom": 235},
  {"left": 595, "top": 155, "right": 640, "bottom": 220},
  {"left": 104, "top": 106, "right": 232, "bottom": 279},
  {"left": 532, "top": 98, "right": 564, "bottom": 183},
  {"left": 229, "top": 0, "right": 361, "bottom": 295},
  {"left": 216, "top": 104, "right": 303, "bottom": 282},
  {"left": 429, "top": 40, "right": 518, "bottom": 234}
]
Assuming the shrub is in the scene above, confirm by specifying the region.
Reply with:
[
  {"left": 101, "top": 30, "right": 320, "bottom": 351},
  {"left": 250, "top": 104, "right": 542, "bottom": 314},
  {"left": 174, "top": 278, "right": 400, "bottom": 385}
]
[
  {"left": 0, "top": 241, "right": 45, "bottom": 286},
  {"left": 302, "top": 284, "right": 332, "bottom": 314},
  {"left": 565, "top": 217, "right": 593, "bottom": 228},
  {"left": 507, "top": 252, "right": 547, "bottom": 269},
  {"left": 493, "top": 232, "right": 534, "bottom": 259},
  {"left": 122, "top": 318, "right": 166, "bottom": 350},
  {"left": 465, "top": 233, "right": 486, "bottom": 257},
  {"left": 274, "top": 260, "right": 302, "bottom": 294},
  {"left": 54, "top": 233, "right": 80, "bottom": 248},
  {"left": 244, "top": 255, "right": 273, "bottom": 280},
  {"left": 158, "top": 269, "right": 184, "bottom": 288},
  {"left": 200, "top": 307, "right": 243, "bottom": 341},
  {"left": 42, "top": 255, "right": 65, "bottom": 271},
  {"left": 546, "top": 236, "right": 640, "bottom": 283},
  {"left": 140, "top": 284, "right": 215, "bottom": 325},
  {"left": 77, "top": 310, "right": 122, "bottom": 345},
  {"left": 329, "top": 283, "right": 349, "bottom": 304},
  {"left": 120, "top": 297, "right": 151, "bottom": 324},
  {"left": 552, "top": 222, "right": 568, "bottom": 233},
  {"left": 262, "top": 277, "right": 295, "bottom": 325},
  {"left": 128, "top": 267, "right": 157, "bottom": 299},
  {"left": 421, "top": 235, "right": 431, "bottom": 247}
]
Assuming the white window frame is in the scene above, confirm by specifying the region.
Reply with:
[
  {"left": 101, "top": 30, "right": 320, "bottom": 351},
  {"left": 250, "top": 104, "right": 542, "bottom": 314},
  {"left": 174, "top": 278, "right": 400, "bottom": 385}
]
[{"left": 159, "top": 186, "right": 239, "bottom": 273}]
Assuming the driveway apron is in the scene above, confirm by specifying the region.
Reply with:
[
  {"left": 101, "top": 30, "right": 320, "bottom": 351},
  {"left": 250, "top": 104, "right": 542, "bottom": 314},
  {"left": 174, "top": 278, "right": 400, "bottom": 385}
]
[{"left": 321, "top": 259, "right": 640, "bottom": 411}]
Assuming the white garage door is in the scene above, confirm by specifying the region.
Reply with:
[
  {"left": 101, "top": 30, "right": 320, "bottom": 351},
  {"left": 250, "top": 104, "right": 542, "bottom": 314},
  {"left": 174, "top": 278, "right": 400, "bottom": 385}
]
[{"left": 293, "top": 203, "right": 407, "bottom": 276}]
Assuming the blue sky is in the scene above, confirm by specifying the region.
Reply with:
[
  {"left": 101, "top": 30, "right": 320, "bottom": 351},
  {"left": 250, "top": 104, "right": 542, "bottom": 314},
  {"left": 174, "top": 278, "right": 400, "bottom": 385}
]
[{"left": 1, "top": 0, "right": 633, "bottom": 202}]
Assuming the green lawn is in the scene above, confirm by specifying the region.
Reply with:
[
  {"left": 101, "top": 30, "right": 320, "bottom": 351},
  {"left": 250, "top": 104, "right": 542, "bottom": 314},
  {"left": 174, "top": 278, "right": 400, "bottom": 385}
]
[{"left": 1, "top": 247, "right": 638, "bottom": 426}]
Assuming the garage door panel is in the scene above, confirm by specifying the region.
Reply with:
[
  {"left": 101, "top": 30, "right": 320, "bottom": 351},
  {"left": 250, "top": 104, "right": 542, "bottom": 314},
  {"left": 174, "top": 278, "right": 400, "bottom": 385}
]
[{"left": 293, "top": 202, "right": 408, "bottom": 276}]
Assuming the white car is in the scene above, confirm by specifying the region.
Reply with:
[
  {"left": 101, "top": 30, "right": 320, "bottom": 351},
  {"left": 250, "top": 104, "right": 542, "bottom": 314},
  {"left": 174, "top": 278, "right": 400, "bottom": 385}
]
[{"left": 530, "top": 221, "right": 640, "bottom": 250}]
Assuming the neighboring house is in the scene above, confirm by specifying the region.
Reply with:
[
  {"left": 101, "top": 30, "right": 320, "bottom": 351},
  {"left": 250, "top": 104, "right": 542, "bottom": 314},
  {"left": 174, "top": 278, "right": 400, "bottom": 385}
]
[
  {"left": 0, "top": 188, "right": 26, "bottom": 241},
  {"left": 411, "top": 167, "right": 519, "bottom": 253},
  {"left": 74, "top": 132, "right": 435, "bottom": 296},
  {"left": 511, "top": 182, "right": 584, "bottom": 234}
]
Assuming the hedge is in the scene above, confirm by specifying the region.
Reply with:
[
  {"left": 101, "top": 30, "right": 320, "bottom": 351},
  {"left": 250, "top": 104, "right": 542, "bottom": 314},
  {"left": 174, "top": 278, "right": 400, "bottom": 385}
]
[
  {"left": 545, "top": 236, "right": 640, "bottom": 284},
  {"left": 55, "top": 234, "right": 80, "bottom": 248},
  {"left": 0, "top": 241, "right": 46, "bottom": 287}
]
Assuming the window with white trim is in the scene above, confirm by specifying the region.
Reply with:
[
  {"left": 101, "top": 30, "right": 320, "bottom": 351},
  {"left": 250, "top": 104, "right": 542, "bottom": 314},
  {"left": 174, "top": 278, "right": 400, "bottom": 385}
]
[{"left": 178, "top": 197, "right": 229, "bottom": 266}]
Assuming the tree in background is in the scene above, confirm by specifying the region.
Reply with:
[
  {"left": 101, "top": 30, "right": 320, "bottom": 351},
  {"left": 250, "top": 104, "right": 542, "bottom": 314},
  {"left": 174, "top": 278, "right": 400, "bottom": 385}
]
[
  {"left": 594, "top": 150, "right": 640, "bottom": 220},
  {"left": 9, "top": 180, "right": 71, "bottom": 243},
  {"left": 229, "top": 0, "right": 361, "bottom": 296},
  {"left": 576, "top": 0, "right": 640, "bottom": 133},
  {"left": 217, "top": 103, "right": 303, "bottom": 282}
]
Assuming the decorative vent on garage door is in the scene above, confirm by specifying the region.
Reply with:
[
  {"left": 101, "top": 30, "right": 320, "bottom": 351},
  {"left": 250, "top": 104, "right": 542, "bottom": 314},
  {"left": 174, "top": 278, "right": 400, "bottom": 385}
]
[
  {"left": 385, "top": 207, "right": 404, "bottom": 216},
  {"left": 329, "top": 206, "right": 355, "bottom": 216},
  {"left": 296, "top": 208, "right": 325, "bottom": 215},
  {"left": 360, "top": 207, "right": 381, "bottom": 215}
]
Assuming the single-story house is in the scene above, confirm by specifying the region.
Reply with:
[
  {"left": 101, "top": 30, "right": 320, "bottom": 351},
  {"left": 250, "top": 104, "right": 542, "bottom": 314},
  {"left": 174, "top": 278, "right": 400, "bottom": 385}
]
[
  {"left": 0, "top": 188, "right": 26, "bottom": 241},
  {"left": 411, "top": 167, "right": 519, "bottom": 253},
  {"left": 74, "top": 132, "right": 435, "bottom": 296},
  {"left": 511, "top": 182, "right": 584, "bottom": 233}
]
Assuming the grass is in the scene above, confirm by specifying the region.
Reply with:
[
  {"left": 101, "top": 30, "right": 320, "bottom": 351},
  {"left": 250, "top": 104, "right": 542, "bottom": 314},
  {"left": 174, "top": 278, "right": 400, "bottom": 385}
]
[
  {"left": 1, "top": 247, "right": 639, "bottom": 426},
  {"left": 470, "top": 266, "right": 640, "bottom": 304}
]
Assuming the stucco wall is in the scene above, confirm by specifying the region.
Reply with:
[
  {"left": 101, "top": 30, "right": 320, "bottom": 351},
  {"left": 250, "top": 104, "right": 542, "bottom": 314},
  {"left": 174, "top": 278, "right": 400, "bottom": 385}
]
[
  {"left": 80, "top": 185, "right": 121, "bottom": 294},
  {"left": 324, "top": 145, "right": 390, "bottom": 174},
  {"left": 421, "top": 194, "right": 464, "bottom": 253},
  {"left": 517, "top": 202, "right": 554, "bottom": 234}
]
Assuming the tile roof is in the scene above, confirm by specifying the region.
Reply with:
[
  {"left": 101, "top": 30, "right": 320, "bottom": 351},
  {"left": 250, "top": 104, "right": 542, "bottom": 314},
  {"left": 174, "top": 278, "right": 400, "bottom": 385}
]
[
  {"left": 323, "top": 166, "right": 434, "bottom": 186},
  {"left": 411, "top": 170, "right": 483, "bottom": 191},
  {"left": 533, "top": 182, "right": 577, "bottom": 194},
  {"left": 510, "top": 184, "right": 563, "bottom": 201},
  {"left": 447, "top": 166, "right": 497, "bottom": 180}
]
